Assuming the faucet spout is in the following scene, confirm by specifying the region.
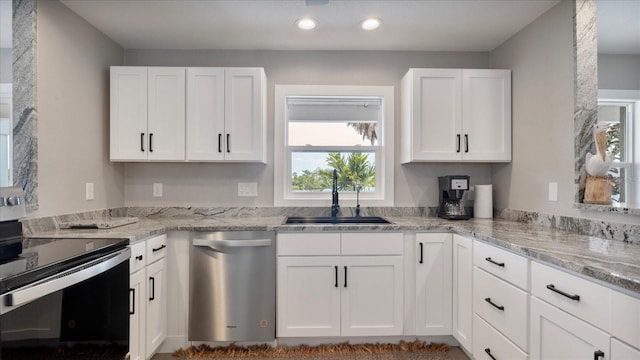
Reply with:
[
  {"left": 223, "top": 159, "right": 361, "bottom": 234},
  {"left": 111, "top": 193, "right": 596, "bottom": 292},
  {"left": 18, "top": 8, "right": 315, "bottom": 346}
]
[
  {"left": 331, "top": 169, "right": 340, "bottom": 217},
  {"left": 355, "top": 185, "right": 362, "bottom": 217}
]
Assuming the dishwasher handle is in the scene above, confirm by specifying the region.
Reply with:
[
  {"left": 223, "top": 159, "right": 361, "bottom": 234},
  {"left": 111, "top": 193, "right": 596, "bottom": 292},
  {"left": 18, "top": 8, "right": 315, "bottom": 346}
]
[{"left": 192, "top": 238, "right": 272, "bottom": 248}]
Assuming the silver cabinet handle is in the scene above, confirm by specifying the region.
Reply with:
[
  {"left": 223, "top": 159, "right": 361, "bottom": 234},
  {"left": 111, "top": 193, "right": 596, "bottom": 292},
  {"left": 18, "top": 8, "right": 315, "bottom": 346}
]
[
  {"left": 192, "top": 238, "right": 272, "bottom": 248},
  {"left": 2, "top": 248, "right": 130, "bottom": 313}
]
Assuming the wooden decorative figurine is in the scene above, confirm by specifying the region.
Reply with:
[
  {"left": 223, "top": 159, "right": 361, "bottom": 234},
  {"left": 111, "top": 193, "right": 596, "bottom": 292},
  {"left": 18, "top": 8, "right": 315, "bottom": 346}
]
[{"left": 584, "top": 123, "right": 613, "bottom": 204}]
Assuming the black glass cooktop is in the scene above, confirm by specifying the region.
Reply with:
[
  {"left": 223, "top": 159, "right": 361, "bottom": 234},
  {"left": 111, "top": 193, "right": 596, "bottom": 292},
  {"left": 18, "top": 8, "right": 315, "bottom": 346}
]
[{"left": 0, "top": 237, "right": 129, "bottom": 294}]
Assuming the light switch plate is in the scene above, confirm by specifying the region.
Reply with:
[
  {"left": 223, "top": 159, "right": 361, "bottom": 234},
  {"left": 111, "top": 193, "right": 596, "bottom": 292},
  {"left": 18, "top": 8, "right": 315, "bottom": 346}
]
[
  {"left": 153, "top": 183, "right": 163, "bottom": 197},
  {"left": 238, "top": 182, "right": 258, "bottom": 197},
  {"left": 548, "top": 182, "right": 558, "bottom": 202},
  {"left": 85, "top": 183, "right": 94, "bottom": 201}
]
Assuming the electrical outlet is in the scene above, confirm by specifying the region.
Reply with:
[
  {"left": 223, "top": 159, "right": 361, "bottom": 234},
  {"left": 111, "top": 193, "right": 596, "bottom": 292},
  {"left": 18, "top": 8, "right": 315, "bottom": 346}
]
[
  {"left": 153, "top": 183, "right": 163, "bottom": 197},
  {"left": 238, "top": 182, "right": 258, "bottom": 197},
  {"left": 548, "top": 182, "right": 558, "bottom": 202},
  {"left": 85, "top": 183, "right": 94, "bottom": 201}
]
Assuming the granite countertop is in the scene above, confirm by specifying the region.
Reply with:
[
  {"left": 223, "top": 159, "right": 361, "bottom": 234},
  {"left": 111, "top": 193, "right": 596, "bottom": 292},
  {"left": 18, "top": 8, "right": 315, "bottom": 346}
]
[{"left": 27, "top": 215, "right": 640, "bottom": 296}]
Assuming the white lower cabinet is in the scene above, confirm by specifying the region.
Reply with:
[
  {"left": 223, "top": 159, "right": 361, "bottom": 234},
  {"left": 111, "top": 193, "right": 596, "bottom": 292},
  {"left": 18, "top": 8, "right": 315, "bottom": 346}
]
[
  {"left": 530, "top": 296, "right": 609, "bottom": 360},
  {"left": 146, "top": 257, "right": 167, "bottom": 357},
  {"left": 611, "top": 338, "right": 640, "bottom": 360},
  {"left": 453, "top": 234, "right": 473, "bottom": 353},
  {"left": 473, "top": 267, "right": 529, "bottom": 351},
  {"left": 474, "top": 314, "right": 527, "bottom": 360},
  {"left": 129, "top": 268, "right": 146, "bottom": 360},
  {"left": 341, "top": 256, "right": 403, "bottom": 336},
  {"left": 129, "top": 235, "right": 167, "bottom": 360},
  {"left": 415, "top": 233, "right": 452, "bottom": 336},
  {"left": 277, "top": 256, "right": 341, "bottom": 337},
  {"left": 276, "top": 232, "right": 403, "bottom": 338}
]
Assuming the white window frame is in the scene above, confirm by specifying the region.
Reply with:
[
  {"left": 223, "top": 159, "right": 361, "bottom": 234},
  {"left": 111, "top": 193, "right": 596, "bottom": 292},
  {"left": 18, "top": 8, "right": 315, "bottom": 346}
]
[
  {"left": 598, "top": 89, "right": 639, "bottom": 206},
  {"left": 274, "top": 85, "right": 394, "bottom": 207}
]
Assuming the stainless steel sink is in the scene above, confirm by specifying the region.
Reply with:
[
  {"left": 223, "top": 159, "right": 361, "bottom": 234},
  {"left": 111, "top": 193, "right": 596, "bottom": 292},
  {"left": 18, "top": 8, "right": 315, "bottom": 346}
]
[{"left": 284, "top": 216, "right": 391, "bottom": 224}]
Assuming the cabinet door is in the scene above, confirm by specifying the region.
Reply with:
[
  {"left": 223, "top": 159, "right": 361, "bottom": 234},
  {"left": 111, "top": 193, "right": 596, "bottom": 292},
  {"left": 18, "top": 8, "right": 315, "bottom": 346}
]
[
  {"left": 341, "top": 256, "right": 403, "bottom": 336},
  {"left": 146, "top": 258, "right": 167, "bottom": 358},
  {"left": 223, "top": 68, "right": 266, "bottom": 162},
  {"left": 611, "top": 338, "right": 640, "bottom": 360},
  {"left": 110, "top": 67, "right": 148, "bottom": 161},
  {"left": 129, "top": 269, "right": 146, "bottom": 360},
  {"left": 277, "top": 256, "right": 341, "bottom": 337},
  {"left": 461, "top": 69, "right": 511, "bottom": 162},
  {"left": 415, "top": 233, "right": 452, "bottom": 335},
  {"left": 186, "top": 68, "right": 225, "bottom": 161},
  {"left": 403, "top": 68, "right": 462, "bottom": 162},
  {"left": 530, "top": 297, "right": 609, "bottom": 360},
  {"left": 147, "top": 67, "right": 185, "bottom": 161},
  {"left": 453, "top": 234, "right": 473, "bottom": 353}
]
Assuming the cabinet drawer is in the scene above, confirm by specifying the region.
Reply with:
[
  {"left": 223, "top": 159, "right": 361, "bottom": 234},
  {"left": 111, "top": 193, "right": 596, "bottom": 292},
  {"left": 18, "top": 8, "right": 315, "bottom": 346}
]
[
  {"left": 612, "top": 338, "right": 640, "bottom": 359},
  {"left": 611, "top": 289, "right": 640, "bottom": 348},
  {"left": 277, "top": 233, "right": 341, "bottom": 256},
  {"left": 530, "top": 261, "right": 611, "bottom": 332},
  {"left": 473, "top": 314, "right": 528, "bottom": 360},
  {"left": 130, "top": 241, "right": 147, "bottom": 273},
  {"left": 474, "top": 267, "right": 528, "bottom": 351},
  {"left": 146, "top": 234, "right": 167, "bottom": 263},
  {"left": 341, "top": 232, "right": 403, "bottom": 255},
  {"left": 474, "top": 240, "right": 528, "bottom": 290}
]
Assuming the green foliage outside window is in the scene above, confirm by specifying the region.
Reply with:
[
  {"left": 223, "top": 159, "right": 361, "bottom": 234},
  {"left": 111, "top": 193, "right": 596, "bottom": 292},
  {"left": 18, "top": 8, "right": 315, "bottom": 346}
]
[{"left": 292, "top": 152, "right": 375, "bottom": 192}]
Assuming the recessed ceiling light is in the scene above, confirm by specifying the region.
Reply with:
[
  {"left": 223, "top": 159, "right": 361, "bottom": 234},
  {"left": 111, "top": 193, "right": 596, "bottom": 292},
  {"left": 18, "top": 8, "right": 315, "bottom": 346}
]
[
  {"left": 296, "top": 18, "right": 318, "bottom": 30},
  {"left": 361, "top": 17, "right": 382, "bottom": 31}
]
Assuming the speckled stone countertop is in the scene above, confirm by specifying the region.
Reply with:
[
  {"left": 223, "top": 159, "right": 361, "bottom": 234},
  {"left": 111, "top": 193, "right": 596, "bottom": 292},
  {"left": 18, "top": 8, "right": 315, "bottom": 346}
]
[{"left": 27, "top": 216, "right": 640, "bottom": 296}]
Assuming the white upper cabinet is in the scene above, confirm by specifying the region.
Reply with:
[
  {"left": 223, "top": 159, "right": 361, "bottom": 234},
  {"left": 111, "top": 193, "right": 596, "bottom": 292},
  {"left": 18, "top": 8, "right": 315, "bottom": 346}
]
[
  {"left": 223, "top": 68, "right": 267, "bottom": 162},
  {"left": 112, "top": 66, "right": 266, "bottom": 163},
  {"left": 186, "top": 67, "right": 266, "bottom": 162},
  {"left": 110, "top": 66, "right": 185, "bottom": 161},
  {"left": 110, "top": 67, "right": 148, "bottom": 161},
  {"left": 147, "top": 67, "right": 186, "bottom": 161},
  {"left": 461, "top": 69, "right": 512, "bottom": 161},
  {"left": 186, "top": 68, "right": 225, "bottom": 161},
  {"left": 401, "top": 68, "right": 511, "bottom": 163}
]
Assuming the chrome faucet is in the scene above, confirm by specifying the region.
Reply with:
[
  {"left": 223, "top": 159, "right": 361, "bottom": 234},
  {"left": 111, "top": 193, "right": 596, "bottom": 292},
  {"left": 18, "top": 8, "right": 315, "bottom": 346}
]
[
  {"left": 331, "top": 169, "right": 340, "bottom": 217},
  {"left": 355, "top": 185, "right": 362, "bottom": 217}
]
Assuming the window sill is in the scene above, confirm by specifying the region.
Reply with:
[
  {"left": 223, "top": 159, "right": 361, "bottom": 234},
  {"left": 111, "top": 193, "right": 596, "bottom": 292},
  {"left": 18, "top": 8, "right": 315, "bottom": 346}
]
[{"left": 574, "top": 202, "right": 640, "bottom": 216}]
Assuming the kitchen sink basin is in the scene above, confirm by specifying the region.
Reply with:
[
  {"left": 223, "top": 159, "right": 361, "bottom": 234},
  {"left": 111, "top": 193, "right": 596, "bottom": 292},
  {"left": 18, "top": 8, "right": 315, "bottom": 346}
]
[{"left": 284, "top": 216, "right": 391, "bottom": 224}]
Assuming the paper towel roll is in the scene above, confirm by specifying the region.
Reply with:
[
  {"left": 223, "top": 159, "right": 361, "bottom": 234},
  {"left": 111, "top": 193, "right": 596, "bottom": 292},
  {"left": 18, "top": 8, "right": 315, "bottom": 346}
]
[{"left": 474, "top": 184, "right": 493, "bottom": 219}]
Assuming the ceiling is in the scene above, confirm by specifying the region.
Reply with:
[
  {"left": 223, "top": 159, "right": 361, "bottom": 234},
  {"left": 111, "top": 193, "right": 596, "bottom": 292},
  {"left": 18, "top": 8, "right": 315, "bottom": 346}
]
[
  {"left": 57, "top": 0, "right": 560, "bottom": 52},
  {"left": 2, "top": 1, "right": 637, "bottom": 54}
]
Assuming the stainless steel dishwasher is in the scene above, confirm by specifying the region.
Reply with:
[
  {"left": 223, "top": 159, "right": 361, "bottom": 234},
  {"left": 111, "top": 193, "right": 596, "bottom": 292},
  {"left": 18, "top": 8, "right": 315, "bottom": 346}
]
[{"left": 189, "top": 231, "right": 275, "bottom": 342}]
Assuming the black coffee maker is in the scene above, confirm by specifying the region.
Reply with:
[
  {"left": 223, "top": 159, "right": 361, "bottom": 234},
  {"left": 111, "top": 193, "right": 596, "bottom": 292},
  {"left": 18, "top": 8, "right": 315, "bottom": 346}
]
[{"left": 437, "top": 175, "right": 471, "bottom": 220}]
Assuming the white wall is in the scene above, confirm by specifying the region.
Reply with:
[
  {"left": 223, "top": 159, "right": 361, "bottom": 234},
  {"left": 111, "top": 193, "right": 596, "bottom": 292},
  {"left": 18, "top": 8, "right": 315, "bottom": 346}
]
[
  {"left": 123, "top": 50, "right": 493, "bottom": 207},
  {"left": 489, "top": 1, "right": 639, "bottom": 225},
  {"left": 599, "top": 54, "right": 640, "bottom": 90},
  {"left": 34, "top": 0, "right": 125, "bottom": 217}
]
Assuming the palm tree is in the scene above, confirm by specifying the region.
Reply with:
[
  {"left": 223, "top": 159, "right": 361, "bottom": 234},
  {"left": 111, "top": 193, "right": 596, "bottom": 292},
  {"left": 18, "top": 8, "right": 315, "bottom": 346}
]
[
  {"left": 348, "top": 123, "right": 377, "bottom": 145},
  {"left": 326, "top": 152, "right": 375, "bottom": 191}
]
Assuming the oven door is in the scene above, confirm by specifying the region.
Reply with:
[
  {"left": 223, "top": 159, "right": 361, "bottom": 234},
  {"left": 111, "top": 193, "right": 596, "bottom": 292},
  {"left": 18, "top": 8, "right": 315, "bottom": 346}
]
[{"left": 0, "top": 248, "right": 130, "bottom": 360}]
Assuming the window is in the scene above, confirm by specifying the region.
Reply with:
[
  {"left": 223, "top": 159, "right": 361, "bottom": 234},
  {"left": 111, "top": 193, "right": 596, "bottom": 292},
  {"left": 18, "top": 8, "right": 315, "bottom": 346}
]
[
  {"left": 274, "top": 85, "right": 394, "bottom": 206},
  {"left": 598, "top": 95, "right": 638, "bottom": 206}
]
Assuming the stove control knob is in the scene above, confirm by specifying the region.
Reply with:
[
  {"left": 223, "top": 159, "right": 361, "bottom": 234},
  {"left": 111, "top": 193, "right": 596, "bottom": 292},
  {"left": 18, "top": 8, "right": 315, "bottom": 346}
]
[
  {"left": 0, "top": 197, "right": 6, "bottom": 206},
  {"left": 7, "top": 196, "right": 21, "bottom": 206}
]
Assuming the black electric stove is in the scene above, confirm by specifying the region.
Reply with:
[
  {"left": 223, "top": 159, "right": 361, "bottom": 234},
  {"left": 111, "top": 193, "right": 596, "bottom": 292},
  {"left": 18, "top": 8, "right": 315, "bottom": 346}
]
[
  {"left": 0, "top": 187, "right": 131, "bottom": 360},
  {"left": 0, "top": 207, "right": 128, "bottom": 295}
]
